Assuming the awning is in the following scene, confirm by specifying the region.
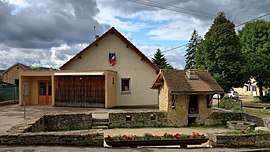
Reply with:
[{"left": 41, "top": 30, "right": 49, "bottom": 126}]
[{"left": 54, "top": 72, "right": 104, "bottom": 76}]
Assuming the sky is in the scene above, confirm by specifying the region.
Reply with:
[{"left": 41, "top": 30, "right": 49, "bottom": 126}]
[{"left": 0, "top": 0, "right": 270, "bottom": 70}]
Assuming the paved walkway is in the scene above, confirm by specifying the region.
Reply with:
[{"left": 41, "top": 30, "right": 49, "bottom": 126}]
[{"left": 0, "top": 104, "right": 159, "bottom": 134}]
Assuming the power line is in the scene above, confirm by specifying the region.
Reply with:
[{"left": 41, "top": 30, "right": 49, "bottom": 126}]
[
  {"left": 147, "top": 44, "right": 187, "bottom": 58},
  {"left": 145, "top": 9, "right": 270, "bottom": 58},
  {"left": 236, "top": 12, "right": 270, "bottom": 27},
  {"left": 126, "top": 0, "right": 217, "bottom": 20}
]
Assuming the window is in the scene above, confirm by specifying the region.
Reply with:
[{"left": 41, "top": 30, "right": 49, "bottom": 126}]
[
  {"left": 246, "top": 85, "right": 251, "bottom": 92},
  {"left": 252, "top": 85, "right": 257, "bottom": 91},
  {"left": 15, "top": 79, "right": 19, "bottom": 86},
  {"left": 121, "top": 78, "right": 130, "bottom": 93}
]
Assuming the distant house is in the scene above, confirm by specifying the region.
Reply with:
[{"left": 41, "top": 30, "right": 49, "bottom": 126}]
[
  {"left": 2, "top": 63, "right": 32, "bottom": 85},
  {"left": 234, "top": 78, "right": 268, "bottom": 96},
  {"left": 151, "top": 69, "right": 224, "bottom": 126},
  {"left": 19, "top": 27, "right": 159, "bottom": 108}
]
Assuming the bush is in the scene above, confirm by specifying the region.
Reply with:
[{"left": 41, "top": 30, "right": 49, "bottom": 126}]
[
  {"left": 218, "top": 98, "right": 240, "bottom": 111},
  {"left": 258, "top": 95, "right": 270, "bottom": 103}
]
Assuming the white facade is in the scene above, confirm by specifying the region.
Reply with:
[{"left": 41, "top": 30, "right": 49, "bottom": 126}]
[{"left": 61, "top": 28, "right": 158, "bottom": 106}]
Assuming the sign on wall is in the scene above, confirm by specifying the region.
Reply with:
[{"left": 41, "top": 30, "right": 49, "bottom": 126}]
[
  {"left": 23, "top": 81, "right": 29, "bottom": 96},
  {"left": 109, "top": 52, "right": 116, "bottom": 66}
]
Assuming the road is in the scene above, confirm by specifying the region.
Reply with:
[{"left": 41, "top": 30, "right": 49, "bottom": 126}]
[{"left": 1, "top": 146, "right": 270, "bottom": 152}]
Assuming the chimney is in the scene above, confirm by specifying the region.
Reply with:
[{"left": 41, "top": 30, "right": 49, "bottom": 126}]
[
  {"left": 95, "top": 35, "right": 99, "bottom": 40},
  {"left": 186, "top": 70, "right": 199, "bottom": 80}
]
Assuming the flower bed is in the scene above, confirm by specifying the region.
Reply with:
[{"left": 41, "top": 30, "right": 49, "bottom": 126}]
[{"left": 105, "top": 132, "right": 209, "bottom": 148}]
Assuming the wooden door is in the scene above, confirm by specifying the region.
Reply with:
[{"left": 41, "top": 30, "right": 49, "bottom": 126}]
[
  {"left": 38, "top": 81, "right": 52, "bottom": 105},
  {"left": 55, "top": 76, "right": 105, "bottom": 108}
]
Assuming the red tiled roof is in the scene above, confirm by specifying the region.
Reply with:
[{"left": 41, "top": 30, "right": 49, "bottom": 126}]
[
  {"left": 60, "top": 27, "right": 159, "bottom": 72},
  {"left": 151, "top": 69, "right": 224, "bottom": 94}
]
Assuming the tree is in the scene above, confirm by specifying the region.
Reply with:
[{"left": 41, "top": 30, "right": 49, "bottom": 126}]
[
  {"left": 152, "top": 48, "right": 173, "bottom": 69},
  {"left": 195, "top": 12, "right": 248, "bottom": 92},
  {"left": 239, "top": 20, "right": 270, "bottom": 96},
  {"left": 185, "top": 30, "right": 202, "bottom": 69}
]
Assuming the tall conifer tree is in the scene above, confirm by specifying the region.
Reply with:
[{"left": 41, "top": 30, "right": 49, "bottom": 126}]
[
  {"left": 152, "top": 49, "right": 173, "bottom": 69},
  {"left": 185, "top": 30, "right": 202, "bottom": 69},
  {"left": 195, "top": 12, "right": 247, "bottom": 92}
]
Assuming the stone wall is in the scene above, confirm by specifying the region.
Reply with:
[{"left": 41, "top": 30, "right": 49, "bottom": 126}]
[
  {"left": 166, "top": 94, "right": 189, "bottom": 126},
  {"left": 0, "top": 130, "right": 103, "bottom": 146},
  {"left": 8, "top": 113, "right": 93, "bottom": 133},
  {"left": 209, "top": 133, "right": 270, "bottom": 148},
  {"left": 108, "top": 112, "right": 169, "bottom": 128},
  {"left": 43, "top": 113, "right": 92, "bottom": 131},
  {"left": 242, "top": 112, "right": 267, "bottom": 127},
  {"left": 196, "top": 95, "right": 212, "bottom": 124},
  {"left": 207, "top": 111, "right": 243, "bottom": 125},
  {"left": 158, "top": 84, "right": 169, "bottom": 111},
  {"left": 165, "top": 94, "right": 213, "bottom": 126},
  {"left": 208, "top": 110, "right": 270, "bottom": 128}
]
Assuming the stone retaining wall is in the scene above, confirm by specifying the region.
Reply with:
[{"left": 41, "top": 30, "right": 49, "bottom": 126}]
[
  {"left": 208, "top": 111, "right": 270, "bottom": 128},
  {"left": 209, "top": 133, "right": 270, "bottom": 148},
  {"left": 109, "top": 112, "right": 169, "bottom": 128},
  {"left": 8, "top": 113, "right": 93, "bottom": 133},
  {"left": 207, "top": 111, "right": 242, "bottom": 125},
  {"left": 0, "top": 130, "right": 103, "bottom": 146},
  {"left": 44, "top": 113, "right": 92, "bottom": 131},
  {"left": 242, "top": 112, "right": 270, "bottom": 128}
]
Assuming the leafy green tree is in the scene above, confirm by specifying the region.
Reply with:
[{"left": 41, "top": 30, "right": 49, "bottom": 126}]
[
  {"left": 239, "top": 20, "right": 270, "bottom": 96},
  {"left": 195, "top": 12, "right": 247, "bottom": 92},
  {"left": 152, "top": 48, "right": 173, "bottom": 69},
  {"left": 185, "top": 30, "right": 202, "bottom": 69}
]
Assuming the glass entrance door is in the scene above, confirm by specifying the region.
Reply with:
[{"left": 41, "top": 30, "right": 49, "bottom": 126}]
[{"left": 38, "top": 81, "right": 52, "bottom": 105}]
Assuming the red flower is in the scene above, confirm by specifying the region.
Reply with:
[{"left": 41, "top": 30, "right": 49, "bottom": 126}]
[
  {"left": 256, "top": 130, "right": 263, "bottom": 133},
  {"left": 107, "top": 135, "right": 113, "bottom": 141},
  {"left": 168, "top": 134, "right": 174, "bottom": 138},
  {"left": 174, "top": 133, "right": 180, "bottom": 139},
  {"left": 200, "top": 134, "right": 206, "bottom": 139}
]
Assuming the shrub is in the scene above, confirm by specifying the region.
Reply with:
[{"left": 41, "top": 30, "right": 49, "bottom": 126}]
[{"left": 218, "top": 98, "right": 240, "bottom": 111}]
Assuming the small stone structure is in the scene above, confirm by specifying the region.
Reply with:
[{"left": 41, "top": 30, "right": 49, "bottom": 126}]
[
  {"left": 227, "top": 121, "right": 255, "bottom": 130},
  {"left": 151, "top": 70, "right": 224, "bottom": 126}
]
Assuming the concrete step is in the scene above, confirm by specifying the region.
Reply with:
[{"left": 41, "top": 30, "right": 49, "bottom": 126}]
[
  {"left": 92, "top": 125, "right": 109, "bottom": 129},
  {"left": 92, "top": 121, "right": 110, "bottom": 126},
  {"left": 92, "top": 118, "right": 109, "bottom": 122},
  {"left": 92, "top": 118, "right": 110, "bottom": 129}
]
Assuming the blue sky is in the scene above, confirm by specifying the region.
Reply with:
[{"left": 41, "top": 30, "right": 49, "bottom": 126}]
[{"left": 0, "top": 0, "right": 269, "bottom": 70}]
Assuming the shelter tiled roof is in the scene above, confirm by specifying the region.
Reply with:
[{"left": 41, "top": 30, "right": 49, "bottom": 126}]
[{"left": 151, "top": 69, "right": 224, "bottom": 94}]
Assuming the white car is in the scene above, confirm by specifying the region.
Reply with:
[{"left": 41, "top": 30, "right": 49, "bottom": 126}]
[
  {"left": 225, "top": 91, "right": 239, "bottom": 99},
  {"left": 213, "top": 94, "right": 221, "bottom": 99}
]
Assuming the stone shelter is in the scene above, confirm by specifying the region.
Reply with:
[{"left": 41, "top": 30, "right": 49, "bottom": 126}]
[
  {"left": 2, "top": 62, "right": 32, "bottom": 85},
  {"left": 151, "top": 69, "right": 224, "bottom": 126},
  {"left": 19, "top": 27, "right": 159, "bottom": 108}
]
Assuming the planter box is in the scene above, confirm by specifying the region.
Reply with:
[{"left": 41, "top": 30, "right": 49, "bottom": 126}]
[{"left": 105, "top": 138, "right": 209, "bottom": 148}]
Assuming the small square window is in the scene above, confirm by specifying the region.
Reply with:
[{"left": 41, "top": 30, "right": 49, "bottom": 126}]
[
  {"left": 121, "top": 78, "right": 130, "bottom": 93},
  {"left": 126, "top": 115, "right": 132, "bottom": 121}
]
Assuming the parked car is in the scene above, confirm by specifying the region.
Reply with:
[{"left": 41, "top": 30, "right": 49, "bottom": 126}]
[
  {"left": 213, "top": 94, "right": 221, "bottom": 99},
  {"left": 225, "top": 91, "right": 239, "bottom": 99}
]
